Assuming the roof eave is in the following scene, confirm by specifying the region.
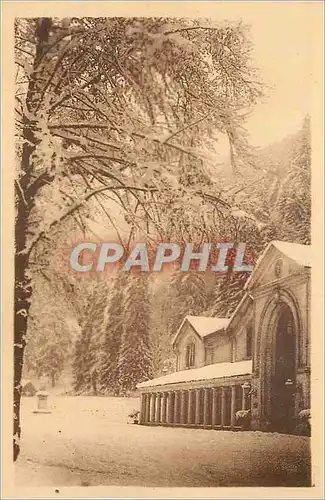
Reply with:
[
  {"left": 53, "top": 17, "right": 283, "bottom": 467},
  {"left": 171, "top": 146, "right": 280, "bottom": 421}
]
[
  {"left": 226, "top": 294, "right": 253, "bottom": 332},
  {"left": 171, "top": 316, "right": 189, "bottom": 347},
  {"left": 203, "top": 327, "right": 227, "bottom": 339},
  {"left": 137, "top": 371, "right": 252, "bottom": 390}
]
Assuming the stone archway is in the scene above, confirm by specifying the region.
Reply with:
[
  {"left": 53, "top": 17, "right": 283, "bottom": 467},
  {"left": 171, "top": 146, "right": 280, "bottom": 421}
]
[
  {"left": 270, "top": 304, "right": 296, "bottom": 432},
  {"left": 258, "top": 291, "right": 300, "bottom": 433}
]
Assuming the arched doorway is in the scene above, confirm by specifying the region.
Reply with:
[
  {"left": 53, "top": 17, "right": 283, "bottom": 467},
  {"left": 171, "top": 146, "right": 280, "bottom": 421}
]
[
  {"left": 271, "top": 304, "right": 296, "bottom": 432},
  {"left": 261, "top": 300, "right": 297, "bottom": 433}
]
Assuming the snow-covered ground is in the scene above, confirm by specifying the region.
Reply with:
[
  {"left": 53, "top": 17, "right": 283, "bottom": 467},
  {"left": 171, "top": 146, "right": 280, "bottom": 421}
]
[{"left": 15, "top": 396, "right": 311, "bottom": 487}]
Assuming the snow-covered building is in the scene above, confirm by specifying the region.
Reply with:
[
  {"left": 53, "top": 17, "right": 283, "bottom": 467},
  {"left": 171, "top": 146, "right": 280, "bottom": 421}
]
[{"left": 137, "top": 241, "right": 311, "bottom": 433}]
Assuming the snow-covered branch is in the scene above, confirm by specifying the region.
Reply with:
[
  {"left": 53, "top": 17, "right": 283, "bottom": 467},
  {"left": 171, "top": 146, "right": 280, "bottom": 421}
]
[{"left": 21, "top": 184, "right": 159, "bottom": 258}]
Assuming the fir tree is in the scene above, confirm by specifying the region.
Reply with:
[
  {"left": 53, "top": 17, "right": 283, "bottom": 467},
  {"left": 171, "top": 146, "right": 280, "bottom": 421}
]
[
  {"left": 209, "top": 272, "right": 248, "bottom": 318},
  {"left": 118, "top": 273, "right": 153, "bottom": 392},
  {"left": 169, "top": 269, "right": 207, "bottom": 333},
  {"left": 72, "top": 281, "right": 108, "bottom": 394},
  {"left": 72, "top": 328, "right": 92, "bottom": 394},
  {"left": 24, "top": 316, "right": 72, "bottom": 388},
  {"left": 274, "top": 116, "right": 311, "bottom": 244},
  {"left": 99, "top": 270, "right": 127, "bottom": 395},
  {"left": 149, "top": 275, "right": 177, "bottom": 377},
  {"left": 206, "top": 236, "right": 254, "bottom": 318}
]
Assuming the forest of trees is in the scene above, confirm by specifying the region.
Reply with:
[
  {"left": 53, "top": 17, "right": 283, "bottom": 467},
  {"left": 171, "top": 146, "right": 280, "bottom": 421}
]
[
  {"left": 15, "top": 16, "right": 311, "bottom": 460},
  {"left": 24, "top": 116, "right": 311, "bottom": 395}
]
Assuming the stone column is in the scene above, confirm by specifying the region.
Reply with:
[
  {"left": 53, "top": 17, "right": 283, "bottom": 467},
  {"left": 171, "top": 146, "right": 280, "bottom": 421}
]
[
  {"left": 195, "top": 389, "right": 201, "bottom": 425},
  {"left": 188, "top": 389, "right": 195, "bottom": 425},
  {"left": 150, "top": 393, "right": 156, "bottom": 423},
  {"left": 221, "top": 387, "right": 227, "bottom": 427},
  {"left": 145, "top": 393, "right": 151, "bottom": 423},
  {"left": 203, "top": 388, "right": 210, "bottom": 426},
  {"left": 140, "top": 393, "right": 146, "bottom": 424},
  {"left": 180, "top": 390, "right": 187, "bottom": 424},
  {"left": 211, "top": 388, "right": 218, "bottom": 426},
  {"left": 242, "top": 382, "right": 251, "bottom": 410},
  {"left": 156, "top": 393, "right": 162, "bottom": 423},
  {"left": 167, "top": 391, "right": 174, "bottom": 424},
  {"left": 174, "top": 391, "right": 180, "bottom": 424},
  {"left": 231, "top": 386, "right": 237, "bottom": 428},
  {"left": 161, "top": 392, "right": 168, "bottom": 423}
]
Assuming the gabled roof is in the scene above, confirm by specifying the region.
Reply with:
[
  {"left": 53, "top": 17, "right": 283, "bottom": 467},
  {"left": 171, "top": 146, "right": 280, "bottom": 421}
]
[
  {"left": 245, "top": 240, "right": 311, "bottom": 291},
  {"left": 137, "top": 360, "right": 252, "bottom": 389},
  {"left": 172, "top": 315, "right": 230, "bottom": 346},
  {"left": 272, "top": 241, "right": 312, "bottom": 268}
]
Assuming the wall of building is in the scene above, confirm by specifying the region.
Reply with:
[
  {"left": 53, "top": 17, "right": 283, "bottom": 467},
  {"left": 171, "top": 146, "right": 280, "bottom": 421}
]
[
  {"left": 175, "top": 323, "right": 205, "bottom": 371},
  {"left": 229, "top": 306, "right": 253, "bottom": 363},
  {"left": 252, "top": 273, "right": 310, "bottom": 375},
  {"left": 233, "top": 328, "right": 247, "bottom": 362},
  {"left": 170, "top": 247, "right": 311, "bottom": 434},
  {"left": 175, "top": 324, "right": 233, "bottom": 370},
  {"left": 296, "top": 369, "right": 311, "bottom": 411},
  {"left": 250, "top": 269, "right": 310, "bottom": 430},
  {"left": 207, "top": 335, "right": 232, "bottom": 364},
  {"left": 255, "top": 250, "right": 304, "bottom": 288}
]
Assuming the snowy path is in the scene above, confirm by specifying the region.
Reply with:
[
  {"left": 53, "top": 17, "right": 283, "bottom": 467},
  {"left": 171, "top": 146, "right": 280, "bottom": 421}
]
[{"left": 15, "top": 396, "right": 311, "bottom": 487}]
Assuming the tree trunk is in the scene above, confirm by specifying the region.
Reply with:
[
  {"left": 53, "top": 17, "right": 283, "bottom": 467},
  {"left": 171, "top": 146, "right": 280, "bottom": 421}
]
[
  {"left": 14, "top": 109, "right": 38, "bottom": 461},
  {"left": 92, "top": 371, "right": 98, "bottom": 396},
  {"left": 13, "top": 17, "right": 53, "bottom": 462},
  {"left": 51, "top": 373, "right": 56, "bottom": 388},
  {"left": 14, "top": 203, "right": 32, "bottom": 461}
]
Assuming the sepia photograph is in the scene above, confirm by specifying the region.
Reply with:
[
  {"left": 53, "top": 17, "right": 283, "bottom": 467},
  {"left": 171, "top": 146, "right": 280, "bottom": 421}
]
[{"left": 1, "top": 1, "right": 323, "bottom": 498}]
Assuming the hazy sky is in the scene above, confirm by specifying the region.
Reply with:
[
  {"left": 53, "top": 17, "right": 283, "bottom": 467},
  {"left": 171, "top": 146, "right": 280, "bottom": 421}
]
[{"left": 231, "top": 3, "right": 319, "bottom": 147}]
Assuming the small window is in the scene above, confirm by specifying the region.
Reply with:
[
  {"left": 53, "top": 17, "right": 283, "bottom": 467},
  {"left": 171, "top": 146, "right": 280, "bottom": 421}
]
[
  {"left": 186, "top": 342, "right": 196, "bottom": 368},
  {"left": 246, "top": 326, "right": 253, "bottom": 358}
]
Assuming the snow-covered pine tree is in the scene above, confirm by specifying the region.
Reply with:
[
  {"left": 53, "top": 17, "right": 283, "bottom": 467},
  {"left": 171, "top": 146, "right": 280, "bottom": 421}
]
[
  {"left": 208, "top": 271, "right": 248, "bottom": 318},
  {"left": 274, "top": 116, "right": 311, "bottom": 244},
  {"left": 98, "top": 270, "right": 127, "bottom": 395},
  {"left": 205, "top": 208, "right": 268, "bottom": 317},
  {"left": 149, "top": 274, "right": 177, "bottom": 377},
  {"left": 168, "top": 269, "right": 207, "bottom": 334},
  {"left": 72, "top": 280, "right": 108, "bottom": 394},
  {"left": 118, "top": 272, "right": 153, "bottom": 393},
  {"left": 24, "top": 311, "right": 73, "bottom": 388}
]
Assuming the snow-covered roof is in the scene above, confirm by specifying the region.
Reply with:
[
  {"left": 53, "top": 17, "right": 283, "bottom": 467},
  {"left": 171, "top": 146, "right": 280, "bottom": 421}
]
[
  {"left": 137, "top": 360, "right": 252, "bottom": 389},
  {"left": 172, "top": 315, "right": 230, "bottom": 346},
  {"left": 272, "top": 241, "right": 312, "bottom": 268},
  {"left": 245, "top": 240, "right": 311, "bottom": 290}
]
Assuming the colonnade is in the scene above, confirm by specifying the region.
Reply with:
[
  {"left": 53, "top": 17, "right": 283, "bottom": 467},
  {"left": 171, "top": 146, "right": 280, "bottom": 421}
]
[{"left": 140, "top": 383, "right": 251, "bottom": 428}]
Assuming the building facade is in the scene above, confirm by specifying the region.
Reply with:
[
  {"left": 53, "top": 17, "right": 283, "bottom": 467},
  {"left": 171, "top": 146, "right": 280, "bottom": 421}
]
[{"left": 137, "top": 241, "right": 311, "bottom": 434}]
